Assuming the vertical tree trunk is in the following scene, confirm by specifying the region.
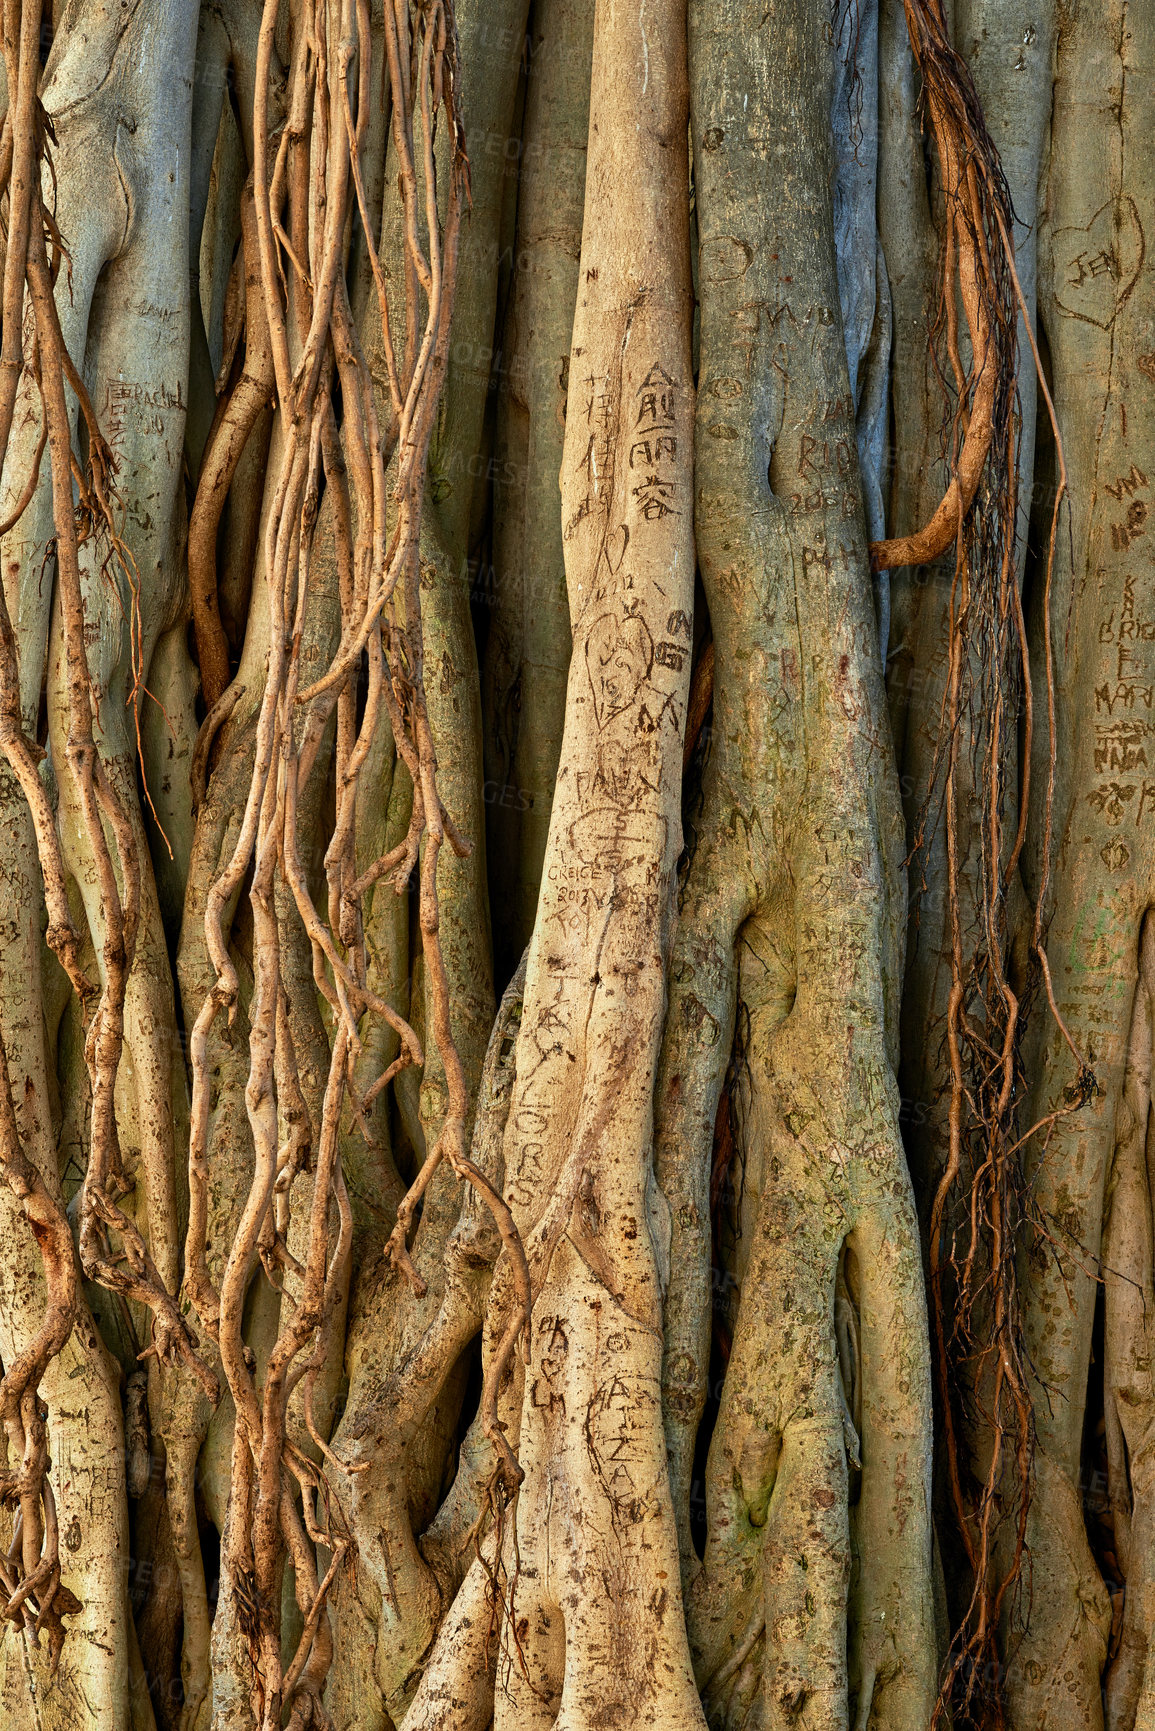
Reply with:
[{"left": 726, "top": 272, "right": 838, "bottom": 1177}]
[
  {"left": 1, "top": 2, "right": 1154, "bottom": 1727},
  {"left": 654, "top": 5, "right": 935, "bottom": 1726},
  {"left": 490, "top": 0, "right": 701, "bottom": 1722}
]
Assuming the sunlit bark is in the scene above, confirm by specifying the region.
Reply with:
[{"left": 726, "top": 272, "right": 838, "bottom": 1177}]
[{"left": 0, "top": 3, "right": 1148, "bottom": 1729}]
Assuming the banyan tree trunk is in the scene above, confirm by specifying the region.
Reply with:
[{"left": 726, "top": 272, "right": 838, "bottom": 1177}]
[{"left": 0, "top": 2, "right": 1151, "bottom": 1729}]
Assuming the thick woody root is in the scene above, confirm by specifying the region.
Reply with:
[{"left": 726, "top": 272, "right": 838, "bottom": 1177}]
[
  {"left": 396, "top": 0, "right": 705, "bottom": 1725},
  {"left": 870, "top": 0, "right": 1018, "bottom": 580},
  {"left": 189, "top": 181, "right": 276, "bottom": 713},
  {"left": 652, "top": 5, "right": 936, "bottom": 1727},
  {"left": 689, "top": 1014, "right": 930, "bottom": 1731},
  {"left": 664, "top": 830, "right": 935, "bottom": 1731}
]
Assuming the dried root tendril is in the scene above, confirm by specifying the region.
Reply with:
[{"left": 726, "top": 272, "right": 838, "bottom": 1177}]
[{"left": 876, "top": 5, "right": 1086, "bottom": 1724}]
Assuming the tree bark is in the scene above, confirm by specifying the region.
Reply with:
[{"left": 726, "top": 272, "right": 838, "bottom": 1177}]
[{"left": 0, "top": 2, "right": 1150, "bottom": 1728}]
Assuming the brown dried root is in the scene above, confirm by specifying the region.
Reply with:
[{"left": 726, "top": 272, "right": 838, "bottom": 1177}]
[
  {"left": 870, "top": 0, "right": 1014, "bottom": 578},
  {"left": 189, "top": 181, "right": 277, "bottom": 711},
  {"left": 875, "top": 5, "right": 1087, "bottom": 1723}
]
